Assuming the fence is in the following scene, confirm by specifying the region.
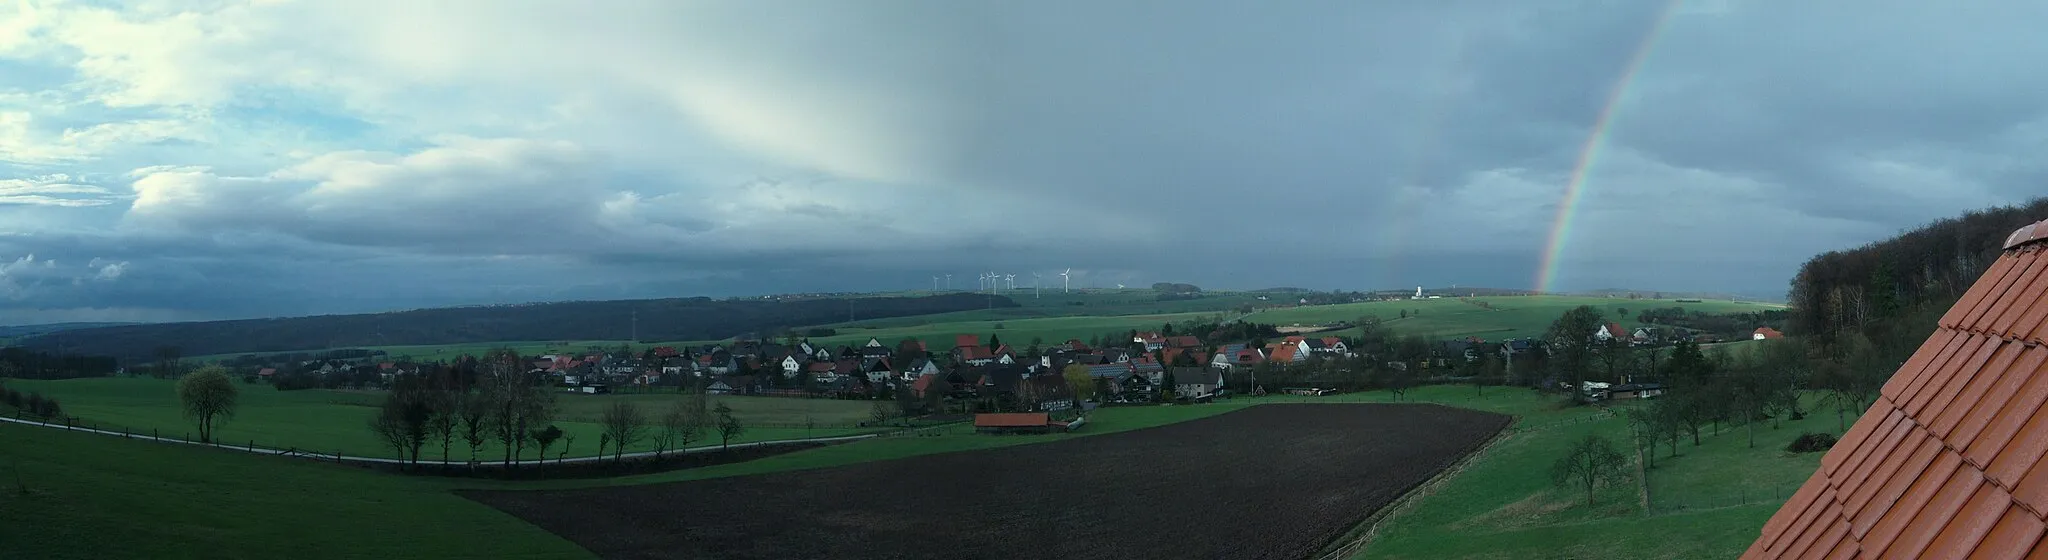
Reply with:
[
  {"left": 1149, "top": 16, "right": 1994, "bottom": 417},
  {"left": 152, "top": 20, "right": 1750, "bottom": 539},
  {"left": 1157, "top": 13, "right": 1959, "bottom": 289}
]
[{"left": 1647, "top": 481, "right": 1805, "bottom": 515}]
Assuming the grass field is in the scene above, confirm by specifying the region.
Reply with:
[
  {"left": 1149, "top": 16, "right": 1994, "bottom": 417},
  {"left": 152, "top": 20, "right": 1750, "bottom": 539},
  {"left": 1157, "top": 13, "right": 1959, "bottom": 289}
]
[
  {"left": 190, "top": 295, "right": 1777, "bottom": 363},
  {"left": 0, "top": 421, "right": 590, "bottom": 560},
  {"left": 1352, "top": 388, "right": 1840, "bottom": 560},
  {"left": 1253, "top": 296, "right": 1780, "bottom": 341},
  {"left": 3, "top": 377, "right": 886, "bottom": 460},
  {"left": 0, "top": 379, "right": 1834, "bottom": 559}
]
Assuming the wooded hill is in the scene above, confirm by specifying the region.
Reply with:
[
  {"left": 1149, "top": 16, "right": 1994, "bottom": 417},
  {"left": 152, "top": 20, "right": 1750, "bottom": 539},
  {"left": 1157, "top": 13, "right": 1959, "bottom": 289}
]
[
  {"left": 1789, "top": 197, "right": 2048, "bottom": 355},
  {"left": 18, "top": 294, "right": 1017, "bottom": 364}
]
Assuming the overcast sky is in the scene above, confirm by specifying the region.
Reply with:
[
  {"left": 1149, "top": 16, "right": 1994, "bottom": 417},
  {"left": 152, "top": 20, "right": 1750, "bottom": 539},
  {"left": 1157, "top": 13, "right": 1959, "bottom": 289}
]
[{"left": 3, "top": 0, "right": 2045, "bottom": 325}]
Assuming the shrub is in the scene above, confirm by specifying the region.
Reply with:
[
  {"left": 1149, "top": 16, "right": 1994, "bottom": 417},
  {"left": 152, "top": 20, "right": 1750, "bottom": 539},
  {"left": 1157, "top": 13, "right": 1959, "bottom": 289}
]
[{"left": 1786, "top": 432, "right": 1838, "bottom": 453}]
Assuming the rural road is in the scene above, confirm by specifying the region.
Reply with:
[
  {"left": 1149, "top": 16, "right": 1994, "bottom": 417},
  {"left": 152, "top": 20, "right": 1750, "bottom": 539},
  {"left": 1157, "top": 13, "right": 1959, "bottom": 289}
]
[{"left": 0, "top": 414, "right": 897, "bottom": 467}]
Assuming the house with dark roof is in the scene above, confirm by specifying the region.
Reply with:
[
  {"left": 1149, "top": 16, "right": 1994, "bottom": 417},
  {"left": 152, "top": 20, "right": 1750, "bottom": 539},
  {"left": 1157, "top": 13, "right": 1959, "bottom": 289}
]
[
  {"left": 1169, "top": 367, "right": 1222, "bottom": 399},
  {"left": 1743, "top": 218, "right": 2048, "bottom": 559}
]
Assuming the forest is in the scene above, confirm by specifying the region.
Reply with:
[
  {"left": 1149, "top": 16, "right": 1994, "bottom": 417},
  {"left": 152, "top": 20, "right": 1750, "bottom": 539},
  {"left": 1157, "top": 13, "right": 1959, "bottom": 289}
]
[
  {"left": 18, "top": 293, "right": 1017, "bottom": 364},
  {"left": 0, "top": 347, "right": 120, "bottom": 380},
  {"left": 1787, "top": 197, "right": 2048, "bottom": 357}
]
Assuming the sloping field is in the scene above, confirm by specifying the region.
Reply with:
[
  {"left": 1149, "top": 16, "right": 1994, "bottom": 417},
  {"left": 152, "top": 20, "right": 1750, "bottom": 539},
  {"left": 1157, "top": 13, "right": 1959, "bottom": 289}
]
[{"left": 463, "top": 403, "right": 1510, "bottom": 560}]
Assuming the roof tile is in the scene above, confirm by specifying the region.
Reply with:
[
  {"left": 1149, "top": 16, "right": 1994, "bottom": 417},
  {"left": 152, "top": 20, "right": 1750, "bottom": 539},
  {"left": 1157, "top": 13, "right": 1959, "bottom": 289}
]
[
  {"left": 1909, "top": 337, "right": 2005, "bottom": 419},
  {"left": 1751, "top": 224, "right": 2048, "bottom": 560},
  {"left": 1973, "top": 251, "right": 2048, "bottom": 333},
  {"left": 1989, "top": 254, "right": 2048, "bottom": 336},
  {"left": 1885, "top": 331, "right": 1967, "bottom": 403},
  {"left": 1969, "top": 504, "right": 2046, "bottom": 560},
  {"left": 1846, "top": 427, "right": 1938, "bottom": 523},
  {"left": 1953, "top": 347, "right": 2048, "bottom": 446},
  {"left": 1903, "top": 335, "right": 1991, "bottom": 413},
  {"left": 1949, "top": 249, "right": 2031, "bottom": 326},
  {"left": 1879, "top": 467, "right": 1986, "bottom": 559},
  {"left": 1964, "top": 366, "right": 2048, "bottom": 470},
  {"left": 1828, "top": 400, "right": 1900, "bottom": 477},
  {"left": 1986, "top": 408, "right": 2048, "bottom": 491},
  {"left": 1923, "top": 483, "right": 2017, "bottom": 559},
  {"left": 1861, "top": 450, "right": 1966, "bottom": 556},
  {"left": 1932, "top": 342, "right": 2026, "bottom": 438}
]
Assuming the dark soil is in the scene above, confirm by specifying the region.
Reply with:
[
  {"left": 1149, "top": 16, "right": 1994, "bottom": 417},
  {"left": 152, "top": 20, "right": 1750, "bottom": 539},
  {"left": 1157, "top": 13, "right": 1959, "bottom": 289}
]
[{"left": 461, "top": 403, "right": 1509, "bottom": 560}]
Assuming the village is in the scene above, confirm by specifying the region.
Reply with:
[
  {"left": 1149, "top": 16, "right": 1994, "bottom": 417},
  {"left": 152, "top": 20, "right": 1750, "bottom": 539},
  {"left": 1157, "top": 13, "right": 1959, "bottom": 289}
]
[{"left": 231, "top": 316, "right": 1792, "bottom": 429}]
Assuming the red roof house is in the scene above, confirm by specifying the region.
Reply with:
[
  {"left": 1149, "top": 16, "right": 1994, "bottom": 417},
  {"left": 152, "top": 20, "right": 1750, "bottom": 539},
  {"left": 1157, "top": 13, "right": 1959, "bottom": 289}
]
[
  {"left": 1753, "top": 327, "right": 1786, "bottom": 340},
  {"left": 954, "top": 335, "right": 979, "bottom": 349},
  {"left": 1744, "top": 219, "right": 2048, "bottom": 559}
]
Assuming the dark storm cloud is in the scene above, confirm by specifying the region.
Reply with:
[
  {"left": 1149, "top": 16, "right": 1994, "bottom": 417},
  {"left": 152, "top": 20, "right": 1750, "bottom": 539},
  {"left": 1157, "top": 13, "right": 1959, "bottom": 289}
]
[{"left": 2, "top": 0, "right": 2043, "bottom": 323}]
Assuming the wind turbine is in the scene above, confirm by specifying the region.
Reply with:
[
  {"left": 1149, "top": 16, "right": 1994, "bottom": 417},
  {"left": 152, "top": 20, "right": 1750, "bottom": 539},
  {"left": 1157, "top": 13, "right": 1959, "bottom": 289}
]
[
  {"left": 932, "top": 276, "right": 939, "bottom": 291},
  {"left": 1005, "top": 274, "right": 1016, "bottom": 291},
  {"left": 988, "top": 271, "right": 998, "bottom": 293},
  {"left": 1032, "top": 272, "right": 1042, "bottom": 299},
  {"left": 1060, "top": 268, "right": 1072, "bottom": 293},
  {"left": 944, "top": 274, "right": 951, "bottom": 290}
]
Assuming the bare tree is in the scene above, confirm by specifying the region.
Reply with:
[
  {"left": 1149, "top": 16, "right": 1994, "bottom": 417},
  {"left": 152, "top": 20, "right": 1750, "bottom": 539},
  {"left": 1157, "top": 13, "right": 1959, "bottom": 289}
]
[
  {"left": 714, "top": 402, "right": 745, "bottom": 450},
  {"left": 869, "top": 399, "right": 892, "bottom": 424},
  {"left": 426, "top": 389, "right": 458, "bottom": 463},
  {"left": 529, "top": 425, "right": 563, "bottom": 465},
  {"left": 600, "top": 400, "right": 647, "bottom": 463},
  {"left": 369, "top": 382, "right": 433, "bottom": 465},
  {"left": 457, "top": 390, "right": 491, "bottom": 466},
  {"left": 1552, "top": 434, "right": 1629, "bottom": 506}
]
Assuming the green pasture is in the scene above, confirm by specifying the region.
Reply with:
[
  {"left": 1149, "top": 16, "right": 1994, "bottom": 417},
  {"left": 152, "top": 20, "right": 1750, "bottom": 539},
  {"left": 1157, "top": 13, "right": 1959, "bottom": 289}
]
[{"left": 3, "top": 377, "right": 885, "bottom": 461}]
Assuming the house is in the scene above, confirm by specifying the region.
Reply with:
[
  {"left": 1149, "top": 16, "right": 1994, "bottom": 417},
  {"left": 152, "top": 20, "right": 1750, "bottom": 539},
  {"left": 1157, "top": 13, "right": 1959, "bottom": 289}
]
[
  {"left": 1211, "top": 344, "right": 1247, "bottom": 370},
  {"left": 1605, "top": 382, "right": 1665, "bottom": 400},
  {"left": 1753, "top": 327, "right": 1785, "bottom": 340},
  {"left": 954, "top": 334, "right": 980, "bottom": 350},
  {"left": 778, "top": 354, "right": 805, "bottom": 378},
  {"left": 1630, "top": 327, "right": 1659, "bottom": 345},
  {"left": 256, "top": 368, "right": 276, "bottom": 379},
  {"left": 1133, "top": 332, "right": 1166, "bottom": 351},
  {"left": 903, "top": 357, "right": 942, "bottom": 380},
  {"left": 1320, "top": 337, "right": 1351, "bottom": 357},
  {"left": 956, "top": 345, "right": 997, "bottom": 366},
  {"left": 974, "top": 412, "right": 1058, "bottom": 434},
  {"left": 864, "top": 337, "right": 886, "bottom": 349},
  {"left": 1269, "top": 344, "right": 1304, "bottom": 363},
  {"left": 1166, "top": 335, "right": 1202, "bottom": 349},
  {"left": 1595, "top": 322, "right": 1629, "bottom": 342},
  {"left": 706, "top": 375, "right": 758, "bottom": 395},
  {"left": 805, "top": 361, "right": 838, "bottom": 382},
  {"left": 1169, "top": 367, "right": 1223, "bottom": 399}
]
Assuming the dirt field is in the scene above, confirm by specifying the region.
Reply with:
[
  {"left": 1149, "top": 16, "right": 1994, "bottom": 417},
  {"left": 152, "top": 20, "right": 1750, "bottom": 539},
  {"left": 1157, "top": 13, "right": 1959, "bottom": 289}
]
[{"left": 463, "top": 403, "right": 1510, "bottom": 560}]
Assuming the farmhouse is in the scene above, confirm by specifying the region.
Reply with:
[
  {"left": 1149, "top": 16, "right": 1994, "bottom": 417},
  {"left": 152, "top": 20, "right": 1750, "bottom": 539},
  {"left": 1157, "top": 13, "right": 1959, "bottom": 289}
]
[
  {"left": 1604, "top": 382, "right": 1664, "bottom": 400},
  {"left": 1751, "top": 326, "right": 1784, "bottom": 340},
  {"left": 1169, "top": 367, "right": 1223, "bottom": 399},
  {"left": 974, "top": 412, "right": 1059, "bottom": 434}
]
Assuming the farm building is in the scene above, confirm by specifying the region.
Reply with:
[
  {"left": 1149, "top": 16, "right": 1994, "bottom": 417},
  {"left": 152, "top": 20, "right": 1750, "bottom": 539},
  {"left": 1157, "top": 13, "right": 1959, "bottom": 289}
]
[
  {"left": 1604, "top": 383, "right": 1663, "bottom": 400},
  {"left": 974, "top": 412, "right": 1061, "bottom": 434},
  {"left": 1744, "top": 218, "right": 2048, "bottom": 558}
]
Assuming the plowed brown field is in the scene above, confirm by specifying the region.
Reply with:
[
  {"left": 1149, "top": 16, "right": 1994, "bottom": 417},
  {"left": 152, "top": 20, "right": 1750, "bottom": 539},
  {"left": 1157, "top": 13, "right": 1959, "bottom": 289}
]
[{"left": 463, "top": 403, "right": 1509, "bottom": 560}]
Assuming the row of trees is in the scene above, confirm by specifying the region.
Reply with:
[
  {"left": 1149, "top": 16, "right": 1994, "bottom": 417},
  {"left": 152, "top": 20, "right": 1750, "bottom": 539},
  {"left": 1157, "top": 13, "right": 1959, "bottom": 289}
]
[
  {"left": 363, "top": 348, "right": 750, "bottom": 468},
  {"left": 0, "top": 381, "right": 64, "bottom": 419},
  {"left": 0, "top": 347, "right": 118, "bottom": 380},
  {"left": 1789, "top": 196, "right": 2048, "bottom": 345},
  {"left": 28, "top": 293, "right": 1012, "bottom": 362}
]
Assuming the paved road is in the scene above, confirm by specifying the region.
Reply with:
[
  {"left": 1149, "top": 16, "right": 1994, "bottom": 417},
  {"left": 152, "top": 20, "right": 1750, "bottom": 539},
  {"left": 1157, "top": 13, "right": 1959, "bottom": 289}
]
[{"left": 0, "top": 414, "right": 899, "bottom": 467}]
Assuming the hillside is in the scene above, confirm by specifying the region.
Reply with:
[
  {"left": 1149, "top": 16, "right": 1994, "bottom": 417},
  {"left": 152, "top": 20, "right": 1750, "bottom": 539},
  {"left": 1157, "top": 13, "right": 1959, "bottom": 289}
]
[
  {"left": 20, "top": 294, "right": 1016, "bottom": 363},
  {"left": 1789, "top": 197, "right": 2048, "bottom": 353}
]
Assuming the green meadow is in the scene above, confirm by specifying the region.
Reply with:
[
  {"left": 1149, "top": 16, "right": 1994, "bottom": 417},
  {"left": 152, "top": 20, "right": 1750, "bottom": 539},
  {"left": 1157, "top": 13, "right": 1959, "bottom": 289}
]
[{"left": 4, "top": 377, "right": 885, "bottom": 460}]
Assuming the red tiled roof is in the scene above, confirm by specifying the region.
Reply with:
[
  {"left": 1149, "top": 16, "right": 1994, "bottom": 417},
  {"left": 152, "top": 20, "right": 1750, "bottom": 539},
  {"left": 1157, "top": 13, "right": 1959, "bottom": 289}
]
[
  {"left": 1756, "top": 327, "right": 1786, "bottom": 339},
  {"left": 257, "top": 368, "right": 276, "bottom": 376},
  {"left": 1270, "top": 345, "right": 1298, "bottom": 363},
  {"left": 1744, "top": 226, "right": 2048, "bottom": 559},
  {"left": 957, "top": 346, "right": 991, "bottom": 360},
  {"left": 954, "top": 335, "right": 979, "bottom": 349},
  {"left": 653, "top": 346, "right": 680, "bottom": 357},
  {"left": 1321, "top": 337, "right": 1342, "bottom": 347},
  {"left": 1168, "top": 336, "right": 1201, "bottom": 348},
  {"left": 806, "top": 361, "right": 834, "bottom": 373},
  {"left": 974, "top": 412, "right": 1051, "bottom": 428},
  {"left": 1605, "top": 322, "right": 1626, "bottom": 338}
]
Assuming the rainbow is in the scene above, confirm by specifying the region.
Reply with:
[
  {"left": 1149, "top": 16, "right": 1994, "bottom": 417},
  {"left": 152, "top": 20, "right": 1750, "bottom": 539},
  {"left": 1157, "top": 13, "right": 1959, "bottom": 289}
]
[{"left": 1534, "top": 0, "right": 1687, "bottom": 294}]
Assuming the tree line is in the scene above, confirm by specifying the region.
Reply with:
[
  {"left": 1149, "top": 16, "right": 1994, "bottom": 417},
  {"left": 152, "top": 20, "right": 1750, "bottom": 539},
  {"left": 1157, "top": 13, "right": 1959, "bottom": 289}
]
[
  {"left": 20, "top": 293, "right": 1017, "bottom": 363},
  {"left": 1789, "top": 196, "right": 2048, "bottom": 346},
  {"left": 0, "top": 347, "right": 119, "bottom": 380},
  {"left": 361, "top": 348, "right": 748, "bottom": 469}
]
